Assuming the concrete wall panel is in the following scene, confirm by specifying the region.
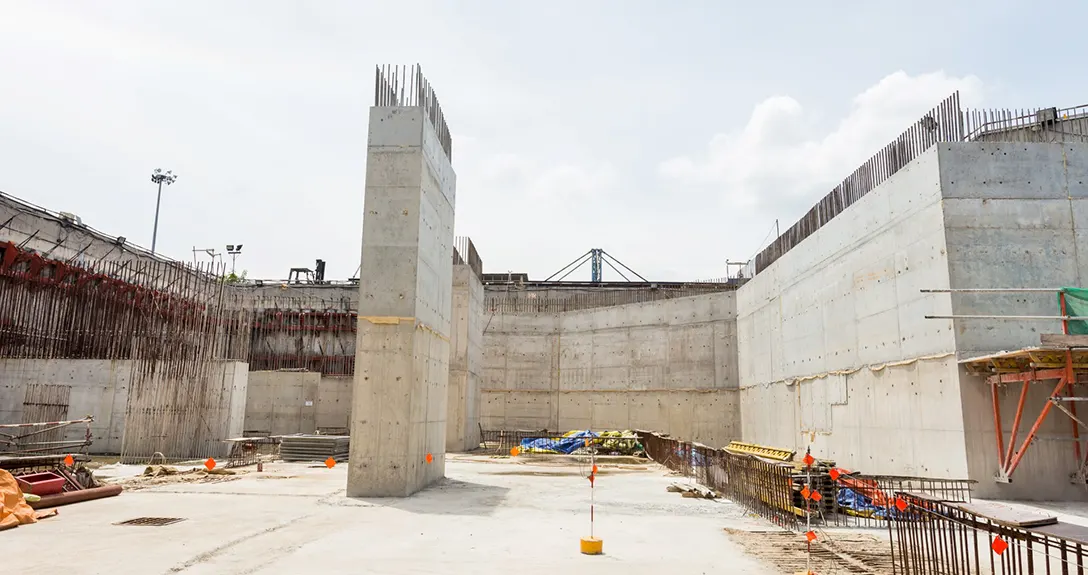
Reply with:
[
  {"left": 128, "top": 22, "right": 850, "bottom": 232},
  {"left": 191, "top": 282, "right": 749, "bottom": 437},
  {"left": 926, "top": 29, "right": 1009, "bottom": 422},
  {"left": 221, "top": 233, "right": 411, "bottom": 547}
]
[{"left": 481, "top": 291, "right": 739, "bottom": 445}]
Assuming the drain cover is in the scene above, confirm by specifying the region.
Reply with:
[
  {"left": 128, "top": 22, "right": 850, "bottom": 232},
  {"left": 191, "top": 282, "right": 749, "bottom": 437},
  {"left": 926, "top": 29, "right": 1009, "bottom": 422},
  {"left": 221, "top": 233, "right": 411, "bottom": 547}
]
[{"left": 114, "top": 517, "right": 186, "bottom": 527}]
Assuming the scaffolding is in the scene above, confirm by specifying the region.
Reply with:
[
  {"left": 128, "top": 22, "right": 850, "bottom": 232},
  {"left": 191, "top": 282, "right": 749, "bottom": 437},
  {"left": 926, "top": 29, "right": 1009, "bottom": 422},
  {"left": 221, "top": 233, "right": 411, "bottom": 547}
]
[{"left": 928, "top": 288, "right": 1088, "bottom": 484}]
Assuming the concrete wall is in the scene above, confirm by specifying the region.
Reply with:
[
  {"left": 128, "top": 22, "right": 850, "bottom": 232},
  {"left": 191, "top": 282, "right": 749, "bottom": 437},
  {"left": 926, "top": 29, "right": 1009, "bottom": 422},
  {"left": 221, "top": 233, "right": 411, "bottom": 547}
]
[
  {"left": 736, "top": 141, "right": 1088, "bottom": 500},
  {"left": 938, "top": 142, "right": 1088, "bottom": 499},
  {"left": 447, "top": 263, "right": 484, "bottom": 451},
  {"left": 481, "top": 291, "right": 740, "bottom": 447},
  {"left": 0, "top": 358, "right": 131, "bottom": 453},
  {"left": 0, "top": 358, "right": 247, "bottom": 457},
  {"left": 349, "top": 105, "right": 455, "bottom": 496},
  {"left": 243, "top": 371, "right": 352, "bottom": 436},
  {"left": 736, "top": 146, "right": 969, "bottom": 477},
  {"left": 485, "top": 283, "right": 739, "bottom": 314}
]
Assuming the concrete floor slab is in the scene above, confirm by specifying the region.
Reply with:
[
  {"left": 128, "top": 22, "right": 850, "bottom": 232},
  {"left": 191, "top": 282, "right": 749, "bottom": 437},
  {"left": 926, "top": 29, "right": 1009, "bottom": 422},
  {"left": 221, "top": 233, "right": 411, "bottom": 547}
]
[{"left": 3, "top": 457, "right": 778, "bottom": 574}]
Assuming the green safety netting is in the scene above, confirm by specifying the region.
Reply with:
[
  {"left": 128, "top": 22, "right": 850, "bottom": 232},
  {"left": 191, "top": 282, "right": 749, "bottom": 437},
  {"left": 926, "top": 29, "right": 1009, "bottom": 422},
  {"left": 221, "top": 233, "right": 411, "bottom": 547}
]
[{"left": 1061, "top": 288, "right": 1088, "bottom": 335}]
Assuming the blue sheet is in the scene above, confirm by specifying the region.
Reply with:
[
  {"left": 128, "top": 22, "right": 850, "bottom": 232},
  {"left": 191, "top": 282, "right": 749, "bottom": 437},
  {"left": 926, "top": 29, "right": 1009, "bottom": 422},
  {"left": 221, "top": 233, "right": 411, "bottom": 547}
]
[{"left": 519, "top": 430, "right": 598, "bottom": 454}]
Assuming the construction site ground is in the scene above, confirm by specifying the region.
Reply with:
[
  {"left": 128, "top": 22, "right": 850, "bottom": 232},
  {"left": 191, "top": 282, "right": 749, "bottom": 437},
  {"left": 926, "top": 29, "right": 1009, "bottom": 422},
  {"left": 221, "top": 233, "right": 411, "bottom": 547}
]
[
  {"left": 15, "top": 454, "right": 1088, "bottom": 575},
  {"left": 0, "top": 454, "right": 800, "bottom": 574}
]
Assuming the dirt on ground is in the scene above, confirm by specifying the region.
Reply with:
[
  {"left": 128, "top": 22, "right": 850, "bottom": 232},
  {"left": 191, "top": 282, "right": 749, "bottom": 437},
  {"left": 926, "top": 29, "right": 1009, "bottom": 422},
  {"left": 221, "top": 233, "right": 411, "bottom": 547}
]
[
  {"left": 723, "top": 528, "right": 895, "bottom": 575},
  {"left": 106, "top": 465, "right": 242, "bottom": 491}
]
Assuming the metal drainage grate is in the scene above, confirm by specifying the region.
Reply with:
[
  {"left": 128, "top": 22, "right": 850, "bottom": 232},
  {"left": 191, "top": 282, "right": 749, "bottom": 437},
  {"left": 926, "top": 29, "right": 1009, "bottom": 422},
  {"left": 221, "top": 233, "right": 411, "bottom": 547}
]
[{"left": 114, "top": 517, "right": 186, "bottom": 527}]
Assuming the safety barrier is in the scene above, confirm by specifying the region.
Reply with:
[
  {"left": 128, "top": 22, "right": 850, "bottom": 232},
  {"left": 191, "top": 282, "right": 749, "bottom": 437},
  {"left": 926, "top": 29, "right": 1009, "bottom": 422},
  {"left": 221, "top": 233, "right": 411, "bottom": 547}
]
[
  {"left": 636, "top": 431, "right": 976, "bottom": 532},
  {"left": 892, "top": 493, "right": 1088, "bottom": 574}
]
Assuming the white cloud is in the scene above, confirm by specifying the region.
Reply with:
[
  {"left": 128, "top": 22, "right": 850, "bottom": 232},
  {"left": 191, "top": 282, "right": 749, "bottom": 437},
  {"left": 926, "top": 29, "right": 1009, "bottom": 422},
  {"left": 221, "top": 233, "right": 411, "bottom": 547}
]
[
  {"left": 659, "top": 70, "right": 986, "bottom": 225},
  {"left": 452, "top": 134, "right": 625, "bottom": 279}
]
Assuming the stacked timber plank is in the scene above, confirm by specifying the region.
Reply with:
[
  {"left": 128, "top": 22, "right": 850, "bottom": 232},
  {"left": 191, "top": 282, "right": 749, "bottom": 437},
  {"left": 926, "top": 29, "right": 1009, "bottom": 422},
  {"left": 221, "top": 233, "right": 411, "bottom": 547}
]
[{"left": 279, "top": 435, "right": 350, "bottom": 462}]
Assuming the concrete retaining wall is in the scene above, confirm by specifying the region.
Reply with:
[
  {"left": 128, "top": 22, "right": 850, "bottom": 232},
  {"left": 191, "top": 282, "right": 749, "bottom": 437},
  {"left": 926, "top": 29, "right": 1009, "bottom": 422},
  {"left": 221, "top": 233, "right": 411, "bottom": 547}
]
[
  {"left": 481, "top": 291, "right": 740, "bottom": 446},
  {"left": 939, "top": 142, "right": 1088, "bottom": 499},
  {"left": 242, "top": 371, "right": 352, "bottom": 436},
  {"left": 736, "top": 145, "right": 969, "bottom": 477},
  {"left": 736, "top": 141, "right": 1088, "bottom": 500},
  {"left": 0, "top": 358, "right": 247, "bottom": 456}
]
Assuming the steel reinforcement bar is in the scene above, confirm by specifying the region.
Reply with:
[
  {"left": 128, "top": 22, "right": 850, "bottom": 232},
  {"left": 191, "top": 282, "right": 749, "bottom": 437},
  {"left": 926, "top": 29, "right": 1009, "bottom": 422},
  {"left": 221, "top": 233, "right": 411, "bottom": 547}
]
[
  {"left": 637, "top": 430, "right": 801, "bottom": 530},
  {"left": 893, "top": 493, "right": 1088, "bottom": 574}
]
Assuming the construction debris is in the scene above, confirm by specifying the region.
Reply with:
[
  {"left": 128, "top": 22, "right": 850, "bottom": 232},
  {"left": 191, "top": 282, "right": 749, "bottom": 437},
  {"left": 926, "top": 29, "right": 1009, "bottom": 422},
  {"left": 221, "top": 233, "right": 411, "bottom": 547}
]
[
  {"left": 102, "top": 464, "right": 240, "bottom": 491},
  {"left": 0, "top": 469, "right": 57, "bottom": 530},
  {"left": 666, "top": 482, "right": 718, "bottom": 499}
]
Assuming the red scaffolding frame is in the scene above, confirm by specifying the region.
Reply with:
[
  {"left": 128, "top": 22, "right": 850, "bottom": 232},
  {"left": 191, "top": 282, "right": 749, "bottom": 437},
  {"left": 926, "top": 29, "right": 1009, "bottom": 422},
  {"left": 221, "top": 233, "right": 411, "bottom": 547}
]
[{"left": 942, "top": 289, "right": 1088, "bottom": 483}]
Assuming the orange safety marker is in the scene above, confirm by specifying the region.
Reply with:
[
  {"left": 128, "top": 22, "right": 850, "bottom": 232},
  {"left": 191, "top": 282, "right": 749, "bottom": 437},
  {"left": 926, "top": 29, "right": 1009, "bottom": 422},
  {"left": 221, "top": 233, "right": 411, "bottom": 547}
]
[
  {"left": 805, "top": 531, "right": 817, "bottom": 542},
  {"left": 63, "top": 454, "right": 74, "bottom": 467},
  {"left": 810, "top": 490, "right": 822, "bottom": 502},
  {"left": 992, "top": 537, "right": 1008, "bottom": 555},
  {"left": 801, "top": 487, "right": 811, "bottom": 500},
  {"left": 803, "top": 453, "right": 815, "bottom": 467},
  {"left": 510, "top": 447, "right": 520, "bottom": 457},
  {"left": 895, "top": 497, "right": 908, "bottom": 512},
  {"left": 829, "top": 468, "right": 841, "bottom": 481},
  {"left": 325, "top": 457, "right": 336, "bottom": 469},
  {"left": 425, "top": 453, "right": 433, "bottom": 464},
  {"left": 204, "top": 458, "right": 216, "bottom": 471}
]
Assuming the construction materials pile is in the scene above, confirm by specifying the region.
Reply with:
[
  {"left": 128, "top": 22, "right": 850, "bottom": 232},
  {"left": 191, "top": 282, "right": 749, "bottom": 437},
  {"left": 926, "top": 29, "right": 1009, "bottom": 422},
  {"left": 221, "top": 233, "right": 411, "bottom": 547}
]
[
  {"left": 279, "top": 434, "right": 350, "bottom": 462},
  {"left": 518, "top": 430, "right": 643, "bottom": 456},
  {"left": 0, "top": 453, "right": 120, "bottom": 531}
]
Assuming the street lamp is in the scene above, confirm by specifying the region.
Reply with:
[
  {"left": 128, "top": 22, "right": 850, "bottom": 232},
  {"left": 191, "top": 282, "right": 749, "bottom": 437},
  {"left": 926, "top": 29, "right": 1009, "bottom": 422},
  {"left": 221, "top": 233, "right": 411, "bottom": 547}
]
[
  {"left": 150, "top": 168, "right": 178, "bottom": 254},
  {"left": 226, "top": 244, "right": 243, "bottom": 275}
]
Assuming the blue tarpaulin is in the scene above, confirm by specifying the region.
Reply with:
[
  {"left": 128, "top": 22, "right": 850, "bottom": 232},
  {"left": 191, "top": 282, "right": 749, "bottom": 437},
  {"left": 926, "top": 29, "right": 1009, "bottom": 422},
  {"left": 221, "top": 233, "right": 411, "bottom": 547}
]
[
  {"left": 519, "top": 430, "right": 598, "bottom": 454},
  {"left": 836, "top": 487, "right": 897, "bottom": 519}
]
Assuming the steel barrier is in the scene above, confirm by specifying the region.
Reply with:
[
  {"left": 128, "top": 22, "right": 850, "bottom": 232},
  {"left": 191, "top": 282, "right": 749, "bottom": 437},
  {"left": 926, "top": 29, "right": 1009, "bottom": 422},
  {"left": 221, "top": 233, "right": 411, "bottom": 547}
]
[{"left": 893, "top": 493, "right": 1088, "bottom": 574}]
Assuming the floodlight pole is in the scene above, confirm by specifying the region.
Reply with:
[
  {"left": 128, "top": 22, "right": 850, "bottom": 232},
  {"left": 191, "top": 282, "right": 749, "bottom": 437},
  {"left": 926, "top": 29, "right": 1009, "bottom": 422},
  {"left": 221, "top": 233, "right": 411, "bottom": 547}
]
[{"left": 150, "top": 169, "right": 178, "bottom": 254}]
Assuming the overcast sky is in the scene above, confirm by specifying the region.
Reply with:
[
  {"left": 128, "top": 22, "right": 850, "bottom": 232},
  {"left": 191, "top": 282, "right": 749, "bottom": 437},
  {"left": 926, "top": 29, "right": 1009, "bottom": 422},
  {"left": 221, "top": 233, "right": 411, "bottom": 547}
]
[{"left": 1, "top": 1, "right": 1085, "bottom": 282}]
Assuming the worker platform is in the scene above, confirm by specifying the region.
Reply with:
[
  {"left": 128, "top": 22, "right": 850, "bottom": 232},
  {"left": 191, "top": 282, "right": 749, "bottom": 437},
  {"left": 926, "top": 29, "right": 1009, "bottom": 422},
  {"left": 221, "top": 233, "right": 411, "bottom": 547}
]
[{"left": 962, "top": 333, "right": 1088, "bottom": 484}]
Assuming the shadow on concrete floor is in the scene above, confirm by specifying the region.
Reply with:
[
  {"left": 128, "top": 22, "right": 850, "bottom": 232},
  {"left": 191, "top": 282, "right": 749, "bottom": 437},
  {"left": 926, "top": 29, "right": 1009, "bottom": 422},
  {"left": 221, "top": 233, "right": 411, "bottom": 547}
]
[{"left": 352, "top": 477, "right": 510, "bottom": 516}]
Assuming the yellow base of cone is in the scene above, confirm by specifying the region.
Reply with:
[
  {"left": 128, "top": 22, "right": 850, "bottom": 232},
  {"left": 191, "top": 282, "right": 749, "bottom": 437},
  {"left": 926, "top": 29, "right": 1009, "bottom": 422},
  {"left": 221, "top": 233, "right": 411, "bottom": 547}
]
[{"left": 580, "top": 536, "right": 603, "bottom": 555}]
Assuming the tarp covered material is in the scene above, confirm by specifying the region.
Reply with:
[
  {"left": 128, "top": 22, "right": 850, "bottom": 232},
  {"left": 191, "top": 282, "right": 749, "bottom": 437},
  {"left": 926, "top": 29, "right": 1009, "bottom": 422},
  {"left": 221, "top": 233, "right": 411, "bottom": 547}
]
[
  {"left": 836, "top": 487, "right": 888, "bottom": 519},
  {"left": 1062, "top": 288, "right": 1088, "bottom": 335},
  {"left": 0, "top": 469, "right": 39, "bottom": 531},
  {"left": 520, "top": 430, "right": 598, "bottom": 454}
]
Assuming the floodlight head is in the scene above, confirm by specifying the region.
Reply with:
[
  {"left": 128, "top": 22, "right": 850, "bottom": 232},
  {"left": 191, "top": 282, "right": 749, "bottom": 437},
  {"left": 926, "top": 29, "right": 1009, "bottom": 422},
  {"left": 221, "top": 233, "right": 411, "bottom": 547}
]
[
  {"left": 151, "top": 168, "right": 178, "bottom": 185},
  {"left": 227, "top": 245, "right": 235, "bottom": 251},
  {"left": 236, "top": 244, "right": 242, "bottom": 251}
]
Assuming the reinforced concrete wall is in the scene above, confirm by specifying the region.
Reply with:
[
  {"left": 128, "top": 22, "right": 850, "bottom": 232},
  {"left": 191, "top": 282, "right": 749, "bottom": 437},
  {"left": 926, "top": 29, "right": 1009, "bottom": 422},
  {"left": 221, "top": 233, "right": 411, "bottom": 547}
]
[
  {"left": 939, "top": 142, "right": 1088, "bottom": 499},
  {"left": 738, "top": 141, "right": 1088, "bottom": 500},
  {"left": 243, "top": 371, "right": 352, "bottom": 436},
  {"left": 0, "top": 358, "right": 247, "bottom": 457},
  {"left": 447, "top": 263, "right": 484, "bottom": 451},
  {"left": 737, "top": 146, "right": 969, "bottom": 477},
  {"left": 481, "top": 291, "right": 739, "bottom": 446},
  {"left": 349, "top": 103, "right": 455, "bottom": 497}
]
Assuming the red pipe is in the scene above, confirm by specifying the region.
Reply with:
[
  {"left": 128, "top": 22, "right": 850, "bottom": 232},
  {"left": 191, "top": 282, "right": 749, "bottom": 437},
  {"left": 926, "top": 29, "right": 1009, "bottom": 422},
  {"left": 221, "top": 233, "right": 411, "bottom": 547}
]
[{"left": 29, "top": 485, "right": 122, "bottom": 509}]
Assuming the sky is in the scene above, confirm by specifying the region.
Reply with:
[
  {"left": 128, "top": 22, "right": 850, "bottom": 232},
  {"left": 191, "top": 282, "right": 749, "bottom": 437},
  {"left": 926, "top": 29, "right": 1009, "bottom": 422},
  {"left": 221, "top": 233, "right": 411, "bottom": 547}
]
[{"left": 1, "top": 0, "right": 1086, "bottom": 282}]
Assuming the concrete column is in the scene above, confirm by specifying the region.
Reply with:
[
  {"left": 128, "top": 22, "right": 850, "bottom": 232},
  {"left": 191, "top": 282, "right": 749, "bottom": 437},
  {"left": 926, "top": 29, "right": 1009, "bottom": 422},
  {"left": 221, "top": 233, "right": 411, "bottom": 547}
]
[
  {"left": 348, "top": 100, "right": 456, "bottom": 497},
  {"left": 446, "top": 262, "right": 484, "bottom": 451}
]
